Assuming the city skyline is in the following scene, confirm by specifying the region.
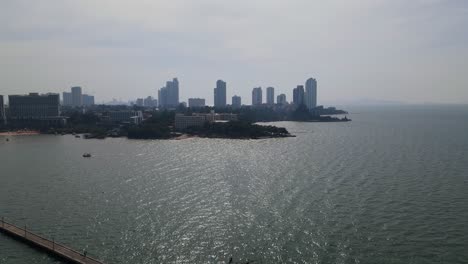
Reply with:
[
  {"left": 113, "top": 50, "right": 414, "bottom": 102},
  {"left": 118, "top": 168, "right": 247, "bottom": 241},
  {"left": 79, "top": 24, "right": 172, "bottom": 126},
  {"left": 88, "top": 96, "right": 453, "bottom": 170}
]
[{"left": 1, "top": 1, "right": 467, "bottom": 105}]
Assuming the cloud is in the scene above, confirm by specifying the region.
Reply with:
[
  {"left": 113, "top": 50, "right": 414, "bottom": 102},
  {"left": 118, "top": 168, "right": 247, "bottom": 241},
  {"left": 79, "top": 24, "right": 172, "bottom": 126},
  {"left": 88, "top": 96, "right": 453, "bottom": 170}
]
[{"left": 0, "top": 0, "right": 467, "bottom": 104}]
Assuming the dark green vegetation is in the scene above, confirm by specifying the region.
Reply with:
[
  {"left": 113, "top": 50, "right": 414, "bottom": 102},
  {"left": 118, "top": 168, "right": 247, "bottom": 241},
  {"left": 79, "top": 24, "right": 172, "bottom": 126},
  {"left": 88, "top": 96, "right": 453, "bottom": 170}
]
[
  {"left": 1, "top": 103, "right": 348, "bottom": 139},
  {"left": 185, "top": 121, "right": 292, "bottom": 139}
]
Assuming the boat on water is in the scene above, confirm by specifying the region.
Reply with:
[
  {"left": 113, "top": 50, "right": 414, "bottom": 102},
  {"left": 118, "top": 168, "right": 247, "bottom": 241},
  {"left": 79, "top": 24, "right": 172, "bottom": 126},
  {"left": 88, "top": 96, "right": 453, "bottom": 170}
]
[
  {"left": 75, "top": 135, "right": 81, "bottom": 138},
  {"left": 82, "top": 153, "right": 92, "bottom": 158}
]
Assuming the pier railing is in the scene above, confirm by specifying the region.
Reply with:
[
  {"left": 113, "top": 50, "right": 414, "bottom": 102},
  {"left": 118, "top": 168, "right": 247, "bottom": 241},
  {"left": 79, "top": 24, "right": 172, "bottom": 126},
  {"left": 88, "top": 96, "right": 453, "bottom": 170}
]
[{"left": 0, "top": 217, "right": 104, "bottom": 264}]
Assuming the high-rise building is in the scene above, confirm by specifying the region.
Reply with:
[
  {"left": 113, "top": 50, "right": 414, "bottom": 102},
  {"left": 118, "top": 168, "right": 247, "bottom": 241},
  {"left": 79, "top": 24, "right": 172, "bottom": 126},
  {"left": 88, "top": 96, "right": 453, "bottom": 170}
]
[
  {"left": 0, "top": 95, "right": 5, "bottom": 124},
  {"left": 158, "top": 78, "right": 179, "bottom": 108},
  {"left": 62, "top": 92, "right": 72, "bottom": 106},
  {"left": 214, "top": 80, "right": 227, "bottom": 108},
  {"left": 158, "top": 86, "right": 167, "bottom": 108},
  {"left": 266, "top": 87, "right": 275, "bottom": 105},
  {"left": 232, "top": 95, "right": 241, "bottom": 109},
  {"left": 293, "top": 85, "right": 305, "bottom": 106},
  {"left": 71, "top": 86, "right": 83, "bottom": 107},
  {"left": 252, "top": 87, "right": 262, "bottom": 106},
  {"left": 277, "top": 94, "right": 287, "bottom": 105},
  {"left": 82, "top": 94, "right": 95, "bottom": 106},
  {"left": 9, "top": 93, "right": 60, "bottom": 119},
  {"left": 188, "top": 98, "right": 206, "bottom": 108},
  {"left": 305, "top": 78, "right": 317, "bottom": 109}
]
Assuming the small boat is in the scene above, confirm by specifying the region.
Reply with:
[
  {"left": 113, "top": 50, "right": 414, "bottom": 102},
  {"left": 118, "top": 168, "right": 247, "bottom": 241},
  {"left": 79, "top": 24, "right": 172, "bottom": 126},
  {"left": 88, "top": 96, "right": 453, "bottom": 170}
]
[
  {"left": 6, "top": 138, "right": 9, "bottom": 142},
  {"left": 82, "top": 153, "right": 92, "bottom": 158},
  {"left": 75, "top": 135, "right": 81, "bottom": 138}
]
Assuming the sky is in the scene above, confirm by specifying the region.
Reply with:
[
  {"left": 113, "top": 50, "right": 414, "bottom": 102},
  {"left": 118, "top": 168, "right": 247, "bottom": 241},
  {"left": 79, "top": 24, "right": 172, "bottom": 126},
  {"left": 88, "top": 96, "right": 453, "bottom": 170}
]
[{"left": 1, "top": 0, "right": 467, "bottom": 105}]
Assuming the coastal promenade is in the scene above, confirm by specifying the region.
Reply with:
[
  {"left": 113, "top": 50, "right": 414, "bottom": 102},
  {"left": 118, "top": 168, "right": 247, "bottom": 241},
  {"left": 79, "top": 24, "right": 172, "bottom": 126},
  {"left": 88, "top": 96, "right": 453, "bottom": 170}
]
[{"left": 0, "top": 218, "right": 104, "bottom": 264}]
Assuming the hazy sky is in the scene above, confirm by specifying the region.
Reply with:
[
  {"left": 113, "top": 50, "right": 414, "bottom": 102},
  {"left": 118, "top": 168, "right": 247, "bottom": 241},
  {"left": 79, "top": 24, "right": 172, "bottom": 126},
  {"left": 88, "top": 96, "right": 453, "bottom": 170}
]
[{"left": 1, "top": 0, "right": 467, "bottom": 105}]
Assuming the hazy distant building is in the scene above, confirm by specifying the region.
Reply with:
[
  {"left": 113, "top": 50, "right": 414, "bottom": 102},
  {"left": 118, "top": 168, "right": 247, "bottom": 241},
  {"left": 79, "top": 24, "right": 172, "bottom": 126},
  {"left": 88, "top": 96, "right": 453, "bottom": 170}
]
[
  {"left": 0, "top": 95, "right": 5, "bottom": 124},
  {"left": 214, "top": 80, "right": 227, "bottom": 108},
  {"left": 266, "top": 87, "right": 275, "bottom": 105},
  {"left": 232, "top": 95, "right": 241, "bottom": 109},
  {"left": 277, "top": 94, "right": 287, "bottom": 105},
  {"left": 158, "top": 78, "right": 179, "bottom": 108},
  {"left": 252, "top": 87, "right": 262, "bottom": 106},
  {"left": 293, "top": 85, "right": 305, "bottom": 106},
  {"left": 9, "top": 93, "right": 60, "bottom": 119},
  {"left": 144, "top": 96, "right": 157, "bottom": 107},
  {"left": 71, "top": 86, "right": 83, "bottom": 107},
  {"left": 305, "top": 78, "right": 317, "bottom": 109},
  {"left": 62, "top": 92, "right": 72, "bottom": 106},
  {"left": 188, "top": 98, "right": 206, "bottom": 108},
  {"left": 82, "top": 94, "right": 95, "bottom": 106},
  {"left": 136, "top": 98, "right": 144, "bottom": 107}
]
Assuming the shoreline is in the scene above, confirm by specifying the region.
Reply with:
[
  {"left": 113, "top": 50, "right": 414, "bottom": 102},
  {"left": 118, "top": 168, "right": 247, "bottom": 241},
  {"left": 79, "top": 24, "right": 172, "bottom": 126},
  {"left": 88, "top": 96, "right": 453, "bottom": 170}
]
[{"left": 0, "top": 130, "right": 41, "bottom": 136}]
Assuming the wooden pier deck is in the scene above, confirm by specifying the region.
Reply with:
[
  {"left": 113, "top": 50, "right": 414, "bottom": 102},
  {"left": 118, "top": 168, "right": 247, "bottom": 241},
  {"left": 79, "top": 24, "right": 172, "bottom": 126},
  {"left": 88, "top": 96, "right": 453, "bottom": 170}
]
[{"left": 0, "top": 218, "right": 104, "bottom": 264}]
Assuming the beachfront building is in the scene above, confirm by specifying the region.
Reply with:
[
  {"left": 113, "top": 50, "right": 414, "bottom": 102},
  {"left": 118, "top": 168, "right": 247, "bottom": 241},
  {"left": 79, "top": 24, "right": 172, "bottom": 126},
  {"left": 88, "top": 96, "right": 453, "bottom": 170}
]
[
  {"left": 8, "top": 93, "right": 65, "bottom": 126},
  {"left": 106, "top": 110, "right": 143, "bottom": 125}
]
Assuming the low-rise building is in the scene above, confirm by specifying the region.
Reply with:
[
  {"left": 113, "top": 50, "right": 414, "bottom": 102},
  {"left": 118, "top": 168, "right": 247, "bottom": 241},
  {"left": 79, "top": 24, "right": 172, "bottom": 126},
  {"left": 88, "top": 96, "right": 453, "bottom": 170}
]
[
  {"left": 107, "top": 110, "right": 143, "bottom": 124},
  {"left": 176, "top": 111, "right": 238, "bottom": 131},
  {"left": 175, "top": 114, "right": 207, "bottom": 130}
]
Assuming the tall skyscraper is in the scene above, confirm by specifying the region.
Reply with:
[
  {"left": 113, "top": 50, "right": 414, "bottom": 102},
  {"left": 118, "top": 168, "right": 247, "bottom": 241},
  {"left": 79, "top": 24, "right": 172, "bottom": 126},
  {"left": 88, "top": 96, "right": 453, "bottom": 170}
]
[
  {"left": 71, "top": 86, "right": 83, "bottom": 107},
  {"left": 277, "top": 94, "right": 287, "bottom": 105},
  {"left": 266, "top": 87, "right": 275, "bottom": 105},
  {"left": 293, "top": 85, "right": 305, "bottom": 106},
  {"left": 252, "top": 87, "right": 262, "bottom": 106},
  {"left": 158, "top": 78, "right": 179, "bottom": 108},
  {"left": 214, "top": 80, "right": 227, "bottom": 108},
  {"left": 232, "top": 95, "right": 241, "bottom": 108},
  {"left": 305, "top": 78, "right": 317, "bottom": 109}
]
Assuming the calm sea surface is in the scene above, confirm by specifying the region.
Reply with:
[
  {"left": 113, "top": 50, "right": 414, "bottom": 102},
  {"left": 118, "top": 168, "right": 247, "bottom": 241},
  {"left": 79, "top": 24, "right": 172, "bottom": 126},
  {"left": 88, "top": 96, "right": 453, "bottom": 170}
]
[{"left": 1, "top": 105, "right": 467, "bottom": 264}]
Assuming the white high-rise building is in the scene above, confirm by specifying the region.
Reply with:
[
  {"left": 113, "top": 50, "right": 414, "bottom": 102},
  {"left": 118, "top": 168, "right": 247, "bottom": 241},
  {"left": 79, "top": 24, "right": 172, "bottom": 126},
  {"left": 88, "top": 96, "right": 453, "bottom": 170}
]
[{"left": 305, "top": 78, "right": 317, "bottom": 109}]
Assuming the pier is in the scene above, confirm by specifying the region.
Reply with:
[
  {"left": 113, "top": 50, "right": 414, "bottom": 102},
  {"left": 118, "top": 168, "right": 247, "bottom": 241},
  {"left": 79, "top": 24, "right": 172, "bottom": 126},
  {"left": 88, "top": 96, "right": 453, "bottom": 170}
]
[{"left": 0, "top": 218, "right": 104, "bottom": 264}]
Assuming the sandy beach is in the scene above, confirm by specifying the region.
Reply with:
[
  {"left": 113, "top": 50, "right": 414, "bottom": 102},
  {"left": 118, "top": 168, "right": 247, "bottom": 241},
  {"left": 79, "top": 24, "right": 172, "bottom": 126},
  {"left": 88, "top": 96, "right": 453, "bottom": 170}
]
[{"left": 0, "top": 130, "right": 41, "bottom": 136}]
